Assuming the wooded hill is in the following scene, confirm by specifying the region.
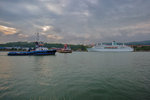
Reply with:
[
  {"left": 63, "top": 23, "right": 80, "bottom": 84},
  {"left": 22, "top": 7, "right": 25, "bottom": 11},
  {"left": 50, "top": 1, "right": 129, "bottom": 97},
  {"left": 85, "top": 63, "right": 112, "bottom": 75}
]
[
  {"left": 0, "top": 42, "right": 87, "bottom": 51},
  {"left": 0, "top": 40, "right": 150, "bottom": 51}
]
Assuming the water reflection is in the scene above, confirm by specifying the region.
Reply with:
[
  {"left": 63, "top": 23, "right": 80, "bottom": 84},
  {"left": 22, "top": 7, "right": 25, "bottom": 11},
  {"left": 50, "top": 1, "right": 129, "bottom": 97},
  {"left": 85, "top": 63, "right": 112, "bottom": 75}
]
[
  {"left": 32, "top": 56, "right": 56, "bottom": 87},
  {"left": 0, "top": 52, "right": 150, "bottom": 100},
  {"left": 0, "top": 54, "right": 14, "bottom": 98}
]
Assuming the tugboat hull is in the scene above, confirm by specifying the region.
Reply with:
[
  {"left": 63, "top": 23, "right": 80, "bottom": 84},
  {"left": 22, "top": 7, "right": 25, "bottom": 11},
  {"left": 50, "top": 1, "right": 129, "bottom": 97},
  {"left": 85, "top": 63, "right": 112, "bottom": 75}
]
[
  {"left": 58, "top": 50, "right": 72, "bottom": 53},
  {"left": 8, "top": 50, "right": 56, "bottom": 56}
]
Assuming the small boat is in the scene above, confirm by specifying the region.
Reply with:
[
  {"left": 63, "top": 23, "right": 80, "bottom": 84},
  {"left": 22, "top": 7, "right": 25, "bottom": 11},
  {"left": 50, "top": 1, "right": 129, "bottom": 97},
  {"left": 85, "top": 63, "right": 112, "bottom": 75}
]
[
  {"left": 8, "top": 33, "right": 56, "bottom": 56},
  {"left": 87, "top": 41, "right": 134, "bottom": 52},
  {"left": 58, "top": 44, "right": 72, "bottom": 53}
]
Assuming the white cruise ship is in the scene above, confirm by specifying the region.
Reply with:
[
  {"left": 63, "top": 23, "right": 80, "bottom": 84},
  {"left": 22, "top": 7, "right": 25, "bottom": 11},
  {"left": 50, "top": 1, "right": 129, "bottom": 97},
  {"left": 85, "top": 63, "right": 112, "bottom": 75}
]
[{"left": 87, "top": 41, "right": 134, "bottom": 52}]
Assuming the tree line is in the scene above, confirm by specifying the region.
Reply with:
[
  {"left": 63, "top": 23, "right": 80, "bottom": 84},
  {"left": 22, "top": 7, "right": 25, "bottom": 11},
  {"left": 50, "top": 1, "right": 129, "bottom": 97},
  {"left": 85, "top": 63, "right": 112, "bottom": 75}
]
[{"left": 0, "top": 42, "right": 88, "bottom": 51}]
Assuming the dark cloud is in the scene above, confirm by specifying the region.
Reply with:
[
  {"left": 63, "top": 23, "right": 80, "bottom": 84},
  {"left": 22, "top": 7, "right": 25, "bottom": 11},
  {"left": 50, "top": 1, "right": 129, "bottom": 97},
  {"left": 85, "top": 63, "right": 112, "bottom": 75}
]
[{"left": 0, "top": 0, "right": 150, "bottom": 44}]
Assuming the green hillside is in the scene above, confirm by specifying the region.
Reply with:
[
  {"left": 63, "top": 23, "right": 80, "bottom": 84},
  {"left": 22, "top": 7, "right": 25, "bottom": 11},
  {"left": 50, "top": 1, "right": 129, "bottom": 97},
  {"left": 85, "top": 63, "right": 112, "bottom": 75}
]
[
  {"left": 0, "top": 42, "right": 87, "bottom": 51},
  {"left": 1, "top": 40, "right": 150, "bottom": 51},
  {"left": 126, "top": 40, "right": 150, "bottom": 45}
]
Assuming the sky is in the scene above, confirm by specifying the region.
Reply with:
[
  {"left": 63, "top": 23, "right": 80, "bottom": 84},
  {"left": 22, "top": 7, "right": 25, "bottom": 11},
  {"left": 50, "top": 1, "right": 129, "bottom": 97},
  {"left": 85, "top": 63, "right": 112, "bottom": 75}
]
[{"left": 0, "top": 0, "right": 150, "bottom": 44}]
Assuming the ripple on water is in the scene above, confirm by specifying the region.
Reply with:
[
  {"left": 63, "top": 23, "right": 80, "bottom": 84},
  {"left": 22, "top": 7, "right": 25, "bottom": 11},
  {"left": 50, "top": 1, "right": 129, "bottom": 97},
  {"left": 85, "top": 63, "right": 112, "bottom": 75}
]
[{"left": 0, "top": 52, "right": 150, "bottom": 100}]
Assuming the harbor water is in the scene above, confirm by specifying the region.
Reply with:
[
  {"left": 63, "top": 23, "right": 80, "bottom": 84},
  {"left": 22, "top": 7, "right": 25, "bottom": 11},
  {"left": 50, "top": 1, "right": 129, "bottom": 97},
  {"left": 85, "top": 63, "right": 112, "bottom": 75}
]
[{"left": 0, "top": 52, "right": 150, "bottom": 100}]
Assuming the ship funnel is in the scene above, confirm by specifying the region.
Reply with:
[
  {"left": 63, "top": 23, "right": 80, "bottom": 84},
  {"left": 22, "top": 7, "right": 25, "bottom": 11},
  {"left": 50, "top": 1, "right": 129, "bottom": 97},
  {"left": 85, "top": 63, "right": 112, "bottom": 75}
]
[
  {"left": 123, "top": 43, "right": 125, "bottom": 46},
  {"left": 112, "top": 41, "right": 116, "bottom": 45}
]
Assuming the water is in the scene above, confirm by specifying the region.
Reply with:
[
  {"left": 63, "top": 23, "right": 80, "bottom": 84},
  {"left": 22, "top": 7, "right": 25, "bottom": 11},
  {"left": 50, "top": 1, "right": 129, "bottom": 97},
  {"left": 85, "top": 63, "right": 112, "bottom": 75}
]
[{"left": 0, "top": 52, "right": 150, "bottom": 100}]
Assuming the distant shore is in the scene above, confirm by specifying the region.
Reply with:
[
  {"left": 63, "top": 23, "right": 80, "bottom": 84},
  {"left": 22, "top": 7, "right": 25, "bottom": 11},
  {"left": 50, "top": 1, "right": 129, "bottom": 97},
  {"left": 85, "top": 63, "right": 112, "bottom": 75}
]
[{"left": 1, "top": 41, "right": 150, "bottom": 52}]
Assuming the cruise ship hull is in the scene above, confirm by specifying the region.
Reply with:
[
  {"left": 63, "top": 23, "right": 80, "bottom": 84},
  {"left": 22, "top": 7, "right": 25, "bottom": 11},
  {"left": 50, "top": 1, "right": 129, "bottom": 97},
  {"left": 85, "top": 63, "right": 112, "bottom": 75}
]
[{"left": 87, "top": 48, "right": 134, "bottom": 52}]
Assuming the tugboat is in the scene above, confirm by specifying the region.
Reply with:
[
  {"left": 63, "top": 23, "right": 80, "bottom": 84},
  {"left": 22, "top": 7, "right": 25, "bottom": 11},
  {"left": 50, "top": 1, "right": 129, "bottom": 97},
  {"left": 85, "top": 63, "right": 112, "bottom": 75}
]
[
  {"left": 58, "top": 44, "right": 72, "bottom": 53},
  {"left": 8, "top": 33, "right": 56, "bottom": 56}
]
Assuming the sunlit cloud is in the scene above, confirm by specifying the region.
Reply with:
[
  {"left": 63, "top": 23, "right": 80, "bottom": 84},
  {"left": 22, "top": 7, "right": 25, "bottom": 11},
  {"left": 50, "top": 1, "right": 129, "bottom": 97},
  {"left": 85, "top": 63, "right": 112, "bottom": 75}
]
[
  {"left": 0, "top": 25, "right": 17, "bottom": 35},
  {"left": 46, "top": 3, "right": 63, "bottom": 15},
  {"left": 71, "top": 10, "right": 91, "bottom": 17},
  {"left": 42, "top": 26, "right": 53, "bottom": 32},
  {"left": 112, "top": 21, "right": 150, "bottom": 37},
  {"left": 41, "top": 32, "right": 46, "bottom": 35},
  {"left": 0, "top": 20, "right": 12, "bottom": 25},
  {"left": 41, "top": 0, "right": 69, "bottom": 15},
  {"left": 47, "top": 34, "right": 63, "bottom": 40},
  {"left": 18, "top": 34, "right": 29, "bottom": 38},
  {"left": 87, "top": 0, "right": 99, "bottom": 5}
]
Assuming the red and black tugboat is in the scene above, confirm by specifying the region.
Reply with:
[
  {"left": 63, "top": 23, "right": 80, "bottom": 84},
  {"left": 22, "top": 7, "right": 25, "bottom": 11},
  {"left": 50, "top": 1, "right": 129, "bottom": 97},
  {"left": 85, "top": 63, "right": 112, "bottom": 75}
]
[{"left": 58, "top": 44, "right": 72, "bottom": 53}]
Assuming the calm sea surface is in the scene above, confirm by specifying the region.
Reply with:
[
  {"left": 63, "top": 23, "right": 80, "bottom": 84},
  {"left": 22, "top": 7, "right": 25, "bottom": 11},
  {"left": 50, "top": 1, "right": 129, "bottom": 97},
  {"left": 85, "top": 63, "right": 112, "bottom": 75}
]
[{"left": 0, "top": 52, "right": 150, "bottom": 100}]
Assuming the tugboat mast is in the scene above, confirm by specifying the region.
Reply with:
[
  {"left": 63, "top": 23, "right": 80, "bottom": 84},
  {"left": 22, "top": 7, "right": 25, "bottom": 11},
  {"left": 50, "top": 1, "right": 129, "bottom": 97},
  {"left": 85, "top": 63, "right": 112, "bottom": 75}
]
[
  {"left": 35, "top": 33, "right": 40, "bottom": 48},
  {"left": 36, "top": 32, "right": 39, "bottom": 42}
]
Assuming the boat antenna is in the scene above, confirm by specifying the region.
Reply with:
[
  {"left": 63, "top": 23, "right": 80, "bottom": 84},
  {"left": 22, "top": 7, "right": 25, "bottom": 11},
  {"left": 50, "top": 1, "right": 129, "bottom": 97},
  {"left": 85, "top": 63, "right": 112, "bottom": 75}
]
[
  {"left": 36, "top": 32, "right": 39, "bottom": 42},
  {"left": 35, "top": 32, "right": 40, "bottom": 48}
]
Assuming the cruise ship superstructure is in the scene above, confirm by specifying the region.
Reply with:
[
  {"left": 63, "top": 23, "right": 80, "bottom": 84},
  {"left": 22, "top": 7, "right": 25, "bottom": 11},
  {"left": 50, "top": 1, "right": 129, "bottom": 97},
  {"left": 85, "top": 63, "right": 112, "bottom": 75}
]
[{"left": 87, "top": 41, "right": 134, "bottom": 52}]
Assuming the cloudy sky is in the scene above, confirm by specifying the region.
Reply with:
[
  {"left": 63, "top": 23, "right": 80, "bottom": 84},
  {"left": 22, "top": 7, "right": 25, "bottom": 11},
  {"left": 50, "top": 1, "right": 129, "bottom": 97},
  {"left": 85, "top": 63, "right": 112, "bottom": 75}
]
[{"left": 0, "top": 0, "right": 150, "bottom": 44}]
